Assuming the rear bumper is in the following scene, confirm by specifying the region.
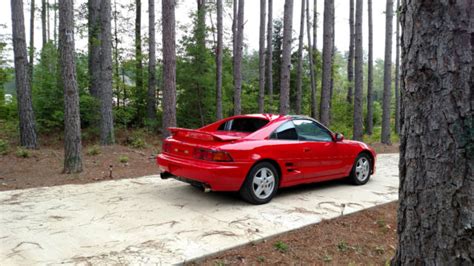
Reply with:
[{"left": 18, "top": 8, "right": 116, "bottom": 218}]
[{"left": 156, "top": 153, "right": 250, "bottom": 191}]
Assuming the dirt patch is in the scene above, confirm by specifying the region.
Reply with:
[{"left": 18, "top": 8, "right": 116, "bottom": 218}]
[
  {"left": 0, "top": 143, "right": 161, "bottom": 191},
  {"left": 370, "top": 142, "right": 400, "bottom": 154},
  {"left": 189, "top": 202, "right": 398, "bottom": 265}
]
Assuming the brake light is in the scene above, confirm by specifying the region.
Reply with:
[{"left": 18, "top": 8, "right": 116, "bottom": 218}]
[{"left": 193, "top": 148, "right": 233, "bottom": 162}]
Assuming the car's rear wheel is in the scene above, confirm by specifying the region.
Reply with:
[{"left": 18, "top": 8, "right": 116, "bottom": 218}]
[
  {"left": 349, "top": 153, "right": 372, "bottom": 185},
  {"left": 240, "top": 162, "right": 279, "bottom": 204}
]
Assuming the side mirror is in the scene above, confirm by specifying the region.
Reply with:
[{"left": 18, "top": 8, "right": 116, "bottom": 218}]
[{"left": 335, "top": 133, "right": 344, "bottom": 142}]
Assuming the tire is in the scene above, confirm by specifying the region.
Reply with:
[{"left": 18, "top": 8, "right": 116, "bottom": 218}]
[
  {"left": 239, "top": 162, "right": 279, "bottom": 204},
  {"left": 349, "top": 153, "right": 372, "bottom": 185}
]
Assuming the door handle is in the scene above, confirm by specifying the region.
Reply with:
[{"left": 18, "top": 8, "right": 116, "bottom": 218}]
[{"left": 303, "top": 147, "right": 311, "bottom": 152}]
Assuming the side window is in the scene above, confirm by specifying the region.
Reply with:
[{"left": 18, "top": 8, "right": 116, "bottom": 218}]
[
  {"left": 270, "top": 121, "right": 298, "bottom": 140},
  {"left": 293, "top": 120, "right": 333, "bottom": 141}
]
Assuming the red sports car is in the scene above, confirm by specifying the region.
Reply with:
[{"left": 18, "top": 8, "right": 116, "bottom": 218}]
[{"left": 157, "top": 114, "right": 376, "bottom": 204}]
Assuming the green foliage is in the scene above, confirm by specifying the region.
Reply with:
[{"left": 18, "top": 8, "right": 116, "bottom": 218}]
[
  {"left": 125, "top": 130, "right": 147, "bottom": 149},
  {"left": 118, "top": 155, "right": 129, "bottom": 163},
  {"left": 337, "top": 240, "right": 349, "bottom": 252},
  {"left": 257, "top": 256, "right": 265, "bottom": 262},
  {"left": 15, "top": 147, "right": 30, "bottom": 158},
  {"left": 32, "top": 42, "right": 63, "bottom": 132},
  {"left": 87, "top": 145, "right": 101, "bottom": 156},
  {"left": 0, "top": 139, "right": 9, "bottom": 155},
  {"left": 273, "top": 241, "right": 289, "bottom": 253}
]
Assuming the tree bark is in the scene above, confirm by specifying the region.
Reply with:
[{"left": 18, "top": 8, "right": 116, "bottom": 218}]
[
  {"left": 161, "top": 0, "right": 177, "bottom": 138},
  {"left": 346, "top": 0, "right": 354, "bottom": 104},
  {"left": 147, "top": 0, "right": 157, "bottom": 123},
  {"left": 258, "top": 0, "right": 266, "bottom": 113},
  {"left": 46, "top": 0, "right": 50, "bottom": 41},
  {"left": 113, "top": 0, "right": 120, "bottom": 106},
  {"left": 279, "top": 0, "right": 293, "bottom": 115},
  {"left": 135, "top": 0, "right": 143, "bottom": 112},
  {"left": 216, "top": 0, "right": 223, "bottom": 120},
  {"left": 394, "top": 0, "right": 400, "bottom": 135},
  {"left": 42, "top": 0, "right": 47, "bottom": 46},
  {"left": 309, "top": 0, "right": 317, "bottom": 119},
  {"left": 266, "top": 0, "right": 273, "bottom": 112},
  {"left": 320, "top": 0, "right": 334, "bottom": 125},
  {"left": 59, "top": 0, "right": 83, "bottom": 173},
  {"left": 312, "top": 0, "right": 316, "bottom": 52},
  {"left": 352, "top": 0, "right": 363, "bottom": 140},
  {"left": 11, "top": 0, "right": 38, "bottom": 149},
  {"left": 88, "top": 0, "right": 101, "bottom": 98},
  {"left": 53, "top": 0, "right": 57, "bottom": 45},
  {"left": 99, "top": 0, "right": 115, "bottom": 145},
  {"left": 366, "top": 0, "right": 373, "bottom": 135},
  {"left": 233, "top": 0, "right": 244, "bottom": 115},
  {"left": 195, "top": 0, "right": 206, "bottom": 126},
  {"left": 381, "top": 0, "right": 393, "bottom": 144},
  {"left": 29, "top": 0, "right": 35, "bottom": 83},
  {"left": 393, "top": 0, "right": 473, "bottom": 264},
  {"left": 295, "top": 0, "right": 305, "bottom": 115}
]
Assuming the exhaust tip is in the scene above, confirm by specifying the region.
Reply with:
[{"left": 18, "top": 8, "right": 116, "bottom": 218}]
[{"left": 202, "top": 185, "right": 211, "bottom": 193}]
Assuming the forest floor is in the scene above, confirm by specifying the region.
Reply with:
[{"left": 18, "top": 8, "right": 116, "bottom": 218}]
[
  {"left": 0, "top": 131, "right": 399, "bottom": 265},
  {"left": 188, "top": 202, "right": 398, "bottom": 265}
]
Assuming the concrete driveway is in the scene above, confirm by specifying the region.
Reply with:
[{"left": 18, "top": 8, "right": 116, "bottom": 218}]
[{"left": 0, "top": 153, "right": 399, "bottom": 265}]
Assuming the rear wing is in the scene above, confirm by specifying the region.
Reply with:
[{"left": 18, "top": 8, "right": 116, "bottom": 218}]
[{"left": 168, "top": 127, "right": 242, "bottom": 142}]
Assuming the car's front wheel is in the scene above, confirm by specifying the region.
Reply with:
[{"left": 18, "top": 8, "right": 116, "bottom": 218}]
[
  {"left": 349, "top": 153, "right": 372, "bottom": 185},
  {"left": 240, "top": 162, "right": 279, "bottom": 204}
]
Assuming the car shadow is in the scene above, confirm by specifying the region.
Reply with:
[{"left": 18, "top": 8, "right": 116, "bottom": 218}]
[{"left": 151, "top": 178, "right": 352, "bottom": 208}]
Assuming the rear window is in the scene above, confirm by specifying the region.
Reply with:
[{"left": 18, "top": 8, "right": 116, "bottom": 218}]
[{"left": 217, "top": 118, "right": 269, "bottom": 133}]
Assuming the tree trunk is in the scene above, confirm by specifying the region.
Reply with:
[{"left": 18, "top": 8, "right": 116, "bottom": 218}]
[
  {"left": 29, "top": 0, "right": 35, "bottom": 83},
  {"left": 393, "top": 1, "right": 473, "bottom": 264},
  {"left": 258, "top": 0, "right": 266, "bottom": 113},
  {"left": 135, "top": 0, "right": 143, "bottom": 117},
  {"left": 113, "top": 0, "right": 120, "bottom": 106},
  {"left": 381, "top": 0, "right": 393, "bottom": 144},
  {"left": 41, "top": 0, "right": 47, "bottom": 46},
  {"left": 346, "top": 0, "right": 354, "bottom": 104},
  {"left": 233, "top": 0, "right": 244, "bottom": 115},
  {"left": 88, "top": 0, "right": 101, "bottom": 98},
  {"left": 295, "top": 0, "right": 304, "bottom": 115},
  {"left": 352, "top": 0, "right": 363, "bottom": 140},
  {"left": 366, "top": 0, "right": 373, "bottom": 135},
  {"left": 312, "top": 0, "right": 316, "bottom": 52},
  {"left": 54, "top": 0, "right": 57, "bottom": 45},
  {"left": 147, "top": 0, "right": 157, "bottom": 123},
  {"left": 195, "top": 0, "right": 206, "bottom": 126},
  {"left": 216, "top": 0, "right": 223, "bottom": 120},
  {"left": 10, "top": 0, "right": 38, "bottom": 149},
  {"left": 59, "top": 0, "right": 82, "bottom": 173},
  {"left": 99, "top": 0, "right": 115, "bottom": 145},
  {"left": 279, "top": 0, "right": 293, "bottom": 115},
  {"left": 309, "top": 0, "right": 317, "bottom": 119},
  {"left": 266, "top": 0, "right": 273, "bottom": 112},
  {"left": 46, "top": 0, "right": 50, "bottom": 41},
  {"left": 320, "top": 0, "right": 334, "bottom": 125},
  {"left": 161, "top": 0, "right": 177, "bottom": 138},
  {"left": 394, "top": 0, "right": 400, "bottom": 135}
]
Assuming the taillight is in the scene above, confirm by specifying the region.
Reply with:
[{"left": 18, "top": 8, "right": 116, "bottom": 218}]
[
  {"left": 162, "top": 142, "right": 172, "bottom": 153},
  {"left": 193, "top": 148, "right": 233, "bottom": 162}
]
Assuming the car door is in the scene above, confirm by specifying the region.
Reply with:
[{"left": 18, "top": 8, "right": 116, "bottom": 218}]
[
  {"left": 293, "top": 119, "right": 345, "bottom": 180},
  {"left": 266, "top": 121, "right": 307, "bottom": 184}
]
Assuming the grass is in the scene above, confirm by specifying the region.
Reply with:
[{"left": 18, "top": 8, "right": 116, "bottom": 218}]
[
  {"left": 15, "top": 147, "right": 30, "bottom": 158},
  {"left": 87, "top": 145, "right": 101, "bottom": 156},
  {"left": 118, "top": 155, "right": 129, "bottom": 164},
  {"left": 337, "top": 240, "right": 349, "bottom": 252},
  {"left": 0, "top": 139, "right": 9, "bottom": 155},
  {"left": 273, "top": 241, "right": 289, "bottom": 253}
]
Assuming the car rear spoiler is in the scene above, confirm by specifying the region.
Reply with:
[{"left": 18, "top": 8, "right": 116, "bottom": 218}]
[{"left": 168, "top": 127, "right": 242, "bottom": 142}]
